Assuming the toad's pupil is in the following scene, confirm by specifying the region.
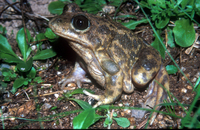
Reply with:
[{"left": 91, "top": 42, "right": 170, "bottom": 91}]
[{"left": 77, "top": 19, "right": 83, "bottom": 27}]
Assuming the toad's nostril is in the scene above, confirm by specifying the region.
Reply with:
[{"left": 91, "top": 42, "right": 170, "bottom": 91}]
[{"left": 57, "top": 18, "right": 62, "bottom": 23}]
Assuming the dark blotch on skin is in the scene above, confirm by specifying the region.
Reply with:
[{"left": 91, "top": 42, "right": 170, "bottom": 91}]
[
  {"left": 113, "top": 43, "right": 126, "bottom": 58},
  {"left": 97, "top": 25, "right": 111, "bottom": 34},
  {"left": 142, "top": 39, "right": 149, "bottom": 46},
  {"left": 134, "top": 69, "right": 138, "bottom": 75},
  {"left": 109, "top": 24, "right": 115, "bottom": 29},
  {"left": 142, "top": 72, "right": 148, "bottom": 83},
  {"left": 56, "top": 18, "right": 62, "bottom": 23},
  {"left": 107, "top": 90, "right": 114, "bottom": 95},
  {"left": 87, "top": 33, "right": 103, "bottom": 46},
  {"left": 161, "top": 75, "right": 169, "bottom": 85},
  {"left": 64, "top": 3, "right": 81, "bottom": 13},
  {"left": 117, "top": 87, "right": 123, "bottom": 93},
  {"left": 142, "top": 59, "right": 153, "bottom": 71},
  {"left": 157, "top": 69, "right": 163, "bottom": 78},
  {"left": 118, "top": 82, "right": 121, "bottom": 85},
  {"left": 133, "top": 39, "right": 139, "bottom": 49},
  {"left": 118, "top": 34, "right": 136, "bottom": 51},
  {"left": 71, "top": 5, "right": 77, "bottom": 12},
  {"left": 151, "top": 71, "right": 157, "bottom": 78}
]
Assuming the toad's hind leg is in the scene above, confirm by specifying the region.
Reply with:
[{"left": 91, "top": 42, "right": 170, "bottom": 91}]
[{"left": 144, "top": 64, "right": 169, "bottom": 125}]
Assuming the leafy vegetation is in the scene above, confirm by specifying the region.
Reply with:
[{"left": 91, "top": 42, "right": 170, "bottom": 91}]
[
  {"left": 0, "top": 26, "right": 56, "bottom": 94},
  {"left": 58, "top": 88, "right": 130, "bottom": 129}
]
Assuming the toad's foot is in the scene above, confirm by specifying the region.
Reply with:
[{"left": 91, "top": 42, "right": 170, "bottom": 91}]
[
  {"left": 83, "top": 88, "right": 122, "bottom": 108},
  {"left": 61, "top": 62, "right": 91, "bottom": 89},
  {"left": 83, "top": 72, "right": 123, "bottom": 108},
  {"left": 83, "top": 90, "right": 112, "bottom": 108},
  {"left": 144, "top": 65, "right": 170, "bottom": 125}
]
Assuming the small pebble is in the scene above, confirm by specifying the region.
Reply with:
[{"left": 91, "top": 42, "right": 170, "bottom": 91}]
[
  {"left": 57, "top": 71, "right": 61, "bottom": 75},
  {"left": 128, "top": 117, "right": 136, "bottom": 125},
  {"left": 181, "top": 88, "right": 187, "bottom": 93},
  {"left": 118, "top": 103, "right": 123, "bottom": 107},
  {"left": 157, "top": 114, "right": 163, "bottom": 121},
  {"left": 186, "top": 85, "right": 193, "bottom": 90}
]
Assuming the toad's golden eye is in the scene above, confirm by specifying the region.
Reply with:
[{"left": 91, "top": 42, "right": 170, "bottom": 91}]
[{"left": 71, "top": 15, "right": 90, "bottom": 30}]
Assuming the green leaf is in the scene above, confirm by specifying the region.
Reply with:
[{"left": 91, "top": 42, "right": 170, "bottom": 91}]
[
  {"left": 45, "top": 28, "right": 59, "bottom": 42},
  {"left": 166, "top": 65, "right": 178, "bottom": 74},
  {"left": 109, "top": 0, "right": 123, "bottom": 7},
  {"left": 70, "top": 88, "right": 94, "bottom": 95},
  {"left": 155, "top": 16, "right": 169, "bottom": 29},
  {"left": 113, "top": 117, "right": 130, "bottom": 128},
  {"left": 104, "top": 116, "right": 113, "bottom": 127},
  {"left": 194, "top": 76, "right": 200, "bottom": 89},
  {"left": 2, "top": 68, "right": 17, "bottom": 81},
  {"left": 0, "top": 34, "right": 18, "bottom": 58},
  {"left": 151, "top": 30, "right": 165, "bottom": 59},
  {"left": 78, "top": 0, "right": 106, "bottom": 14},
  {"left": 16, "top": 57, "right": 33, "bottom": 72},
  {"left": 0, "top": 25, "right": 7, "bottom": 35},
  {"left": 50, "top": 106, "right": 57, "bottom": 111},
  {"left": 13, "top": 77, "right": 27, "bottom": 89},
  {"left": 0, "top": 81, "right": 8, "bottom": 90},
  {"left": 147, "top": 0, "right": 166, "bottom": 8},
  {"left": 180, "top": 0, "right": 193, "bottom": 9},
  {"left": 16, "top": 28, "right": 31, "bottom": 60},
  {"left": 80, "top": 6, "right": 101, "bottom": 14},
  {"left": 113, "top": 112, "right": 117, "bottom": 117},
  {"left": 26, "top": 67, "right": 36, "bottom": 79},
  {"left": 73, "top": 108, "right": 96, "bottom": 129},
  {"left": 48, "top": 1, "right": 65, "bottom": 15},
  {"left": 99, "top": 105, "right": 111, "bottom": 109},
  {"left": 173, "top": 18, "right": 195, "bottom": 47},
  {"left": 35, "top": 33, "right": 45, "bottom": 45},
  {"left": 32, "top": 48, "right": 56, "bottom": 60},
  {"left": 70, "top": 98, "right": 92, "bottom": 110},
  {"left": 33, "top": 77, "right": 44, "bottom": 83},
  {"left": 26, "top": 47, "right": 32, "bottom": 59},
  {"left": 167, "top": 27, "right": 175, "bottom": 48},
  {"left": 115, "top": 15, "right": 137, "bottom": 19},
  {"left": 10, "top": 87, "right": 17, "bottom": 94},
  {"left": 2, "top": 68, "right": 16, "bottom": 77},
  {"left": 121, "top": 19, "right": 148, "bottom": 30},
  {"left": 74, "top": 0, "right": 84, "bottom": 5},
  {"left": 195, "top": 0, "right": 200, "bottom": 16},
  {"left": 0, "top": 52, "right": 22, "bottom": 64}
]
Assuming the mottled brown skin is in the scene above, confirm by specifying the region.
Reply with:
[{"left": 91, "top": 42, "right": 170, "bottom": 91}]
[{"left": 49, "top": 3, "right": 170, "bottom": 125}]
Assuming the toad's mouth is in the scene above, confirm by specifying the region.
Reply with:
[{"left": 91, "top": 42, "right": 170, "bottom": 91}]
[{"left": 50, "top": 25, "right": 90, "bottom": 48}]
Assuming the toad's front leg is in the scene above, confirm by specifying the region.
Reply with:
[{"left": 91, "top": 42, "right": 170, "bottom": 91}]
[
  {"left": 61, "top": 61, "right": 92, "bottom": 89},
  {"left": 83, "top": 50, "right": 124, "bottom": 108}
]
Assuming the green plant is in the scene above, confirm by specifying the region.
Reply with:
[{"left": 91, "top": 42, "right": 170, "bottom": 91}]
[
  {"left": 139, "top": 0, "right": 199, "bottom": 58},
  {"left": 48, "top": 0, "right": 124, "bottom": 15},
  {"left": 103, "top": 109, "right": 130, "bottom": 128},
  {"left": 60, "top": 88, "right": 130, "bottom": 129},
  {"left": 0, "top": 27, "right": 56, "bottom": 94}
]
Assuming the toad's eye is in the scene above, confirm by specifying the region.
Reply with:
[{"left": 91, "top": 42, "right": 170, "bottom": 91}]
[{"left": 71, "top": 15, "right": 90, "bottom": 30}]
